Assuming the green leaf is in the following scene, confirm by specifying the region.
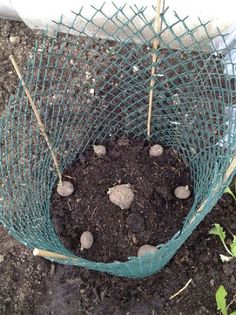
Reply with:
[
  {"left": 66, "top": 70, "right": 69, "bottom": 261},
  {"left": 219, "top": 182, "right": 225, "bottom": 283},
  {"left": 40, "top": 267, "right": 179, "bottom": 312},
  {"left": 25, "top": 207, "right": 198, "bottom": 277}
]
[
  {"left": 230, "top": 236, "right": 236, "bottom": 257},
  {"left": 216, "top": 285, "right": 228, "bottom": 315},
  {"left": 209, "top": 224, "right": 232, "bottom": 256},
  {"left": 230, "top": 312, "right": 236, "bottom": 315},
  {"left": 209, "top": 224, "right": 226, "bottom": 243},
  {"left": 224, "top": 187, "right": 236, "bottom": 201}
]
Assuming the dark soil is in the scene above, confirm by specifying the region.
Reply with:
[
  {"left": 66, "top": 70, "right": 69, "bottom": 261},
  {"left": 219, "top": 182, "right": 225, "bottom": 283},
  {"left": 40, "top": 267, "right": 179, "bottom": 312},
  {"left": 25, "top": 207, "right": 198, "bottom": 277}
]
[
  {"left": 0, "top": 19, "right": 236, "bottom": 315},
  {"left": 51, "top": 139, "right": 192, "bottom": 262}
]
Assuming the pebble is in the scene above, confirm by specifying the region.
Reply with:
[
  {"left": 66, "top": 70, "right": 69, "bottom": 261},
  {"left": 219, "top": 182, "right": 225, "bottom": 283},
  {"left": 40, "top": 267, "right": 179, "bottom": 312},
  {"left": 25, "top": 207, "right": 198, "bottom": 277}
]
[{"left": 9, "top": 35, "right": 21, "bottom": 44}]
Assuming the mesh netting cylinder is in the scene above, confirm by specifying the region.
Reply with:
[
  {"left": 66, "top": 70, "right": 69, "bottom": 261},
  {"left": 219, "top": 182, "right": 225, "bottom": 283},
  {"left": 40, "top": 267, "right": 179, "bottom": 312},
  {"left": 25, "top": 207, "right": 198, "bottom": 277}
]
[{"left": 0, "top": 5, "right": 235, "bottom": 278}]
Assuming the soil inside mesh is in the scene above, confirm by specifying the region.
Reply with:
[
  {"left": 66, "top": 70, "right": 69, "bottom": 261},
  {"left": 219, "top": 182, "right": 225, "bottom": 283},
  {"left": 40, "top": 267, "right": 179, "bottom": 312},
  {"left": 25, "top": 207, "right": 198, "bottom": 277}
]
[{"left": 51, "top": 138, "right": 193, "bottom": 262}]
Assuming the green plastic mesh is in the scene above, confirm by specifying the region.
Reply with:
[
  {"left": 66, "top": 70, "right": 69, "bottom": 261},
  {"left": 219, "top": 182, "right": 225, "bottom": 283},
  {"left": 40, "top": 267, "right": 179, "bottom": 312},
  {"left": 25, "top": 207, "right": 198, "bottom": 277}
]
[{"left": 0, "top": 4, "right": 236, "bottom": 278}]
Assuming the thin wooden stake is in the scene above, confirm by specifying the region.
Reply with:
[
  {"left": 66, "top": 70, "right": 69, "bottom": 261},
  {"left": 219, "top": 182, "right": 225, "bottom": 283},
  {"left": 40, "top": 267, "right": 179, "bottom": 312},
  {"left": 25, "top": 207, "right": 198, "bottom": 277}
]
[
  {"left": 9, "top": 55, "right": 62, "bottom": 185},
  {"left": 147, "top": 0, "right": 163, "bottom": 139},
  {"left": 33, "top": 248, "right": 77, "bottom": 260}
]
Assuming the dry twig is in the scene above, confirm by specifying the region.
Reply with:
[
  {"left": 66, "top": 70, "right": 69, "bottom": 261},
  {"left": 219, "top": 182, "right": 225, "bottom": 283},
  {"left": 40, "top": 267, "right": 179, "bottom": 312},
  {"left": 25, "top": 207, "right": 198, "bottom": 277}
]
[{"left": 169, "top": 278, "right": 192, "bottom": 300}]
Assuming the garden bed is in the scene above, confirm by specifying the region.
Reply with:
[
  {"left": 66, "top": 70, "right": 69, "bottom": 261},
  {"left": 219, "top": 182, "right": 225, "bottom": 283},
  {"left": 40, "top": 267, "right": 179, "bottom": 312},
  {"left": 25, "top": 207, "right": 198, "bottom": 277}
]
[{"left": 0, "top": 19, "right": 235, "bottom": 315}]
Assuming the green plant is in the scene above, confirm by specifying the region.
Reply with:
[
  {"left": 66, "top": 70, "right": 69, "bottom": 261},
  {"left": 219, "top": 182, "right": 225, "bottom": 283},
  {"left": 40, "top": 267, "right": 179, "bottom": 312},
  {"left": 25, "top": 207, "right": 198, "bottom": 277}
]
[
  {"left": 224, "top": 180, "right": 236, "bottom": 201},
  {"left": 209, "top": 224, "right": 236, "bottom": 262},
  {"left": 215, "top": 285, "right": 236, "bottom": 315}
]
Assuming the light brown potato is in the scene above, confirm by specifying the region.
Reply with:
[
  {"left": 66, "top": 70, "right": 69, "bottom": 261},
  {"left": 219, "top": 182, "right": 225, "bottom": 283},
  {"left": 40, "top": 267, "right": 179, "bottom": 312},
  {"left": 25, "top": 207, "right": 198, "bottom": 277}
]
[
  {"left": 108, "top": 184, "right": 134, "bottom": 209},
  {"left": 93, "top": 145, "right": 106, "bottom": 157},
  {"left": 80, "top": 231, "right": 94, "bottom": 250},
  {"left": 138, "top": 244, "right": 158, "bottom": 256},
  {"left": 149, "top": 144, "right": 164, "bottom": 157},
  {"left": 57, "top": 181, "right": 74, "bottom": 197},
  {"left": 174, "top": 185, "right": 191, "bottom": 199}
]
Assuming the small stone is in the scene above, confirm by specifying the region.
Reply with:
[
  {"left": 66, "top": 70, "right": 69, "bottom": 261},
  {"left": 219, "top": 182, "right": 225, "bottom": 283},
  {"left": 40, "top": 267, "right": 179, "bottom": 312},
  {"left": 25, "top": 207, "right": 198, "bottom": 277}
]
[
  {"left": 0, "top": 254, "right": 4, "bottom": 263},
  {"left": 9, "top": 36, "right": 21, "bottom": 45}
]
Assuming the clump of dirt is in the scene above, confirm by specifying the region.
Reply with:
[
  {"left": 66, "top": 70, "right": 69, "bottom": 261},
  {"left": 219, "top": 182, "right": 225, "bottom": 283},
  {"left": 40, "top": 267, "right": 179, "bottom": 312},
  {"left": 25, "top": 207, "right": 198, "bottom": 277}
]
[{"left": 51, "top": 139, "right": 193, "bottom": 262}]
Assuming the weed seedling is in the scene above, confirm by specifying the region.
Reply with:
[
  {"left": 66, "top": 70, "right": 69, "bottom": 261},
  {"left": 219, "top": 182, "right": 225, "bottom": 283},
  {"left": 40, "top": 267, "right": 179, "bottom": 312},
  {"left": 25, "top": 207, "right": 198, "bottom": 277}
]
[
  {"left": 209, "top": 224, "right": 236, "bottom": 262},
  {"left": 215, "top": 285, "right": 236, "bottom": 315},
  {"left": 224, "top": 180, "right": 236, "bottom": 201}
]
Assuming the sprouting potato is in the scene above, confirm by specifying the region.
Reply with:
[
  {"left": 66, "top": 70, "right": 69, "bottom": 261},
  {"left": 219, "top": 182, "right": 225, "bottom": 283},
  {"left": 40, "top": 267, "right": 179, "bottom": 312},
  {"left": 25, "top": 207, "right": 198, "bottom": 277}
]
[
  {"left": 57, "top": 181, "right": 74, "bottom": 197},
  {"left": 80, "top": 231, "right": 94, "bottom": 251},
  {"left": 108, "top": 184, "right": 134, "bottom": 209},
  {"left": 149, "top": 144, "right": 164, "bottom": 157},
  {"left": 174, "top": 185, "right": 191, "bottom": 199},
  {"left": 93, "top": 145, "right": 106, "bottom": 157}
]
